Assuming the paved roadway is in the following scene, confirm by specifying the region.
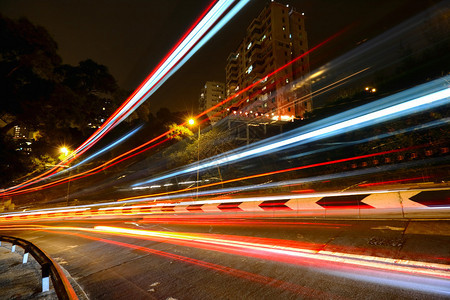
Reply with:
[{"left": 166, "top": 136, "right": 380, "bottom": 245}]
[{"left": 1, "top": 218, "right": 449, "bottom": 299}]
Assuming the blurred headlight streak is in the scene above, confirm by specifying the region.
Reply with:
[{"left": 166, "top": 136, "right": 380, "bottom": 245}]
[
  {"left": 10, "top": 125, "right": 143, "bottom": 190},
  {"left": 116, "top": 0, "right": 252, "bottom": 128},
  {"left": 0, "top": 0, "right": 249, "bottom": 195},
  {"left": 132, "top": 78, "right": 450, "bottom": 187},
  {"left": 74, "top": 0, "right": 242, "bottom": 157},
  {"left": 121, "top": 147, "right": 421, "bottom": 202},
  {"left": 1, "top": 18, "right": 339, "bottom": 199},
  {"left": 3, "top": 3, "right": 447, "bottom": 204},
  {"left": 1, "top": 225, "right": 448, "bottom": 296},
  {"left": 39, "top": 229, "right": 331, "bottom": 297},
  {"left": 89, "top": 226, "right": 450, "bottom": 295},
  {"left": 1, "top": 136, "right": 172, "bottom": 197},
  {"left": 285, "top": 118, "right": 450, "bottom": 160},
  {"left": 120, "top": 157, "right": 447, "bottom": 204},
  {"left": 65, "top": 125, "right": 143, "bottom": 171}
]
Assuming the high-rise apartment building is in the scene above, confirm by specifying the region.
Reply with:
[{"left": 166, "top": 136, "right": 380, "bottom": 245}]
[
  {"left": 225, "top": 1, "right": 312, "bottom": 121},
  {"left": 199, "top": 81, "right": 226, "bottom": 125}
]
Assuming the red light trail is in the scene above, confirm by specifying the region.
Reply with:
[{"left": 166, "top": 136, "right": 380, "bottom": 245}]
[{"left": 0, "top": 27, "right": 342, "bottom": 198}]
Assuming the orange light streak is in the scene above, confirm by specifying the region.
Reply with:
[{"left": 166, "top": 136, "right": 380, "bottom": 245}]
[
  {"left": 4, "top": 226, "right": 331, "bottom": 298},
  {"left": 0, "top": 1, "right": 220, "bottom": 195},
  {"left": 1, "top": 28, "right": 344, "bottom": 198},
  {"left": 1, "top": 224, "right": 449, "bottom": 269},
  {"left": 2, "top": 136, "right": 172, "bottom": 197},
  {"left": 118, "top": 145, "right": 422, "bottom": 202},
  {"left": 93, "top": 226, "right": 450, "bottom": 279}
]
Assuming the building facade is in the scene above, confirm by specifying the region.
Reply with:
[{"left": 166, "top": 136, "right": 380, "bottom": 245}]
[
  {"left": 199, "top": 81, "right": 226, "bottom": 125},
  {"left": 225, "top": 1, "right": 312, "bottom": 121}
]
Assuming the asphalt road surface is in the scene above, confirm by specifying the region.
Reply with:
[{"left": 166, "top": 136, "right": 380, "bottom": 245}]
[{"left": 1, "top": 218, "right": 449, "bottom": 299}]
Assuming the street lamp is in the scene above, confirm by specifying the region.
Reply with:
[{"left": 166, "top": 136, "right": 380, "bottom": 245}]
[
  {"left": 59, "top": 146, "right": 72, "bottom": 206},
  {"left": 188, "top": 118, "right": 200, "bottom": 199},
  {"left": 60, "top": 147, "right": 69, "bottom": 157}
]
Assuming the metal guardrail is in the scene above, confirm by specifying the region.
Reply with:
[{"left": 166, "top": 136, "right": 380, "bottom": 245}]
[{"left": 0, "top": 235, "right": 78, "bottom": 300}]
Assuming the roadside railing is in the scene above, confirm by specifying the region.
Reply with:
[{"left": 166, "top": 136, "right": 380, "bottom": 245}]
[{"left": 0, "top": 235, "right": 78, "bottom": 300}]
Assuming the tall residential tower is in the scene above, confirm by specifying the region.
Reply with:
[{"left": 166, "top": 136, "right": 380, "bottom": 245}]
[
  {"left": 225, "top": 1, "right": 311, "bottom": 121},
  {"left": 199, "top": 81, "right": 226, "bottom": 125}
]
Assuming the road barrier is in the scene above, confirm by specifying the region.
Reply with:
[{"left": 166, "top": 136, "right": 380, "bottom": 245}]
[
  {"left": 1, "top": 188, "right": 449, "bottom": 221},
  {"left": 0, "top": 235, "right": 78, "bottom": 300}
]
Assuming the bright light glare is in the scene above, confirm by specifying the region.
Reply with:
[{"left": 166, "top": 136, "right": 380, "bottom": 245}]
[
  {"left": 93, "top": 226, "right": 450, "bottom": 281},
  {"left": 60, "top": 147, "right": 69, "bottom": 156}
]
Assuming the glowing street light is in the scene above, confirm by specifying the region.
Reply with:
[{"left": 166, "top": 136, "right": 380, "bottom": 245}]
[
  {"left": 59, "top": 146, "right": 72, "bottom": 206},
  {"left": 188, "top": 118, "right": 200, "bottom": 199},
  {"left": 60, "top": 147, "right": 69, "bottom": 157}
]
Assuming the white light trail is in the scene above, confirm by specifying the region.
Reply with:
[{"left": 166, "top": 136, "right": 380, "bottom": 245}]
[
  {"left": 0, "top": 0, "right": 249, "bottom": 195},
  {"left": 132, "top": 77, "right": 450, "bottom": 187},
  {"left": 74, "top": 0, "right": 243, "bottom": 156}
]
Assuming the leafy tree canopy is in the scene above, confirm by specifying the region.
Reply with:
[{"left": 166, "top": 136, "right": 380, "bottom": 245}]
[{"left": 0, "top": 15, "right": 122, "bottom": 184}]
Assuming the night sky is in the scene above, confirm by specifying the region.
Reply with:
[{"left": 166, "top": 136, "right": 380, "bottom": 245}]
[{"left": 0, "top": 0, "right": 440, "bottom": 113}]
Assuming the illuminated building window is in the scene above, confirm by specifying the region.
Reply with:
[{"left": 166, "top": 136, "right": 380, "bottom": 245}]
[
  {"left": 282, "top": 26, "right": 286, "bottom": 31},
  {"left": 246, "top": 65, "right": 253, "bottom": 74},
  {"left": 247, "top": 42, "right": 252, "bottom": 50}
]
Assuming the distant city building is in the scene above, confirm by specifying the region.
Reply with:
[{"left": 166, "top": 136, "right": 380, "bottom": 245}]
[
  {"left": 225, "top": 1, "right": 312, "bottom": 121},
  {"left": 13, "top": 125, "right": 32, "bottom": 140},
  {"left": 88, "top": 98, "right": 113, "bottom": 129},
  {"left": 12, "top": 126, "right": 33, "bottom": 154},
  {"left": 199, "top": 81, "right": 226, "bottom": 125}
]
